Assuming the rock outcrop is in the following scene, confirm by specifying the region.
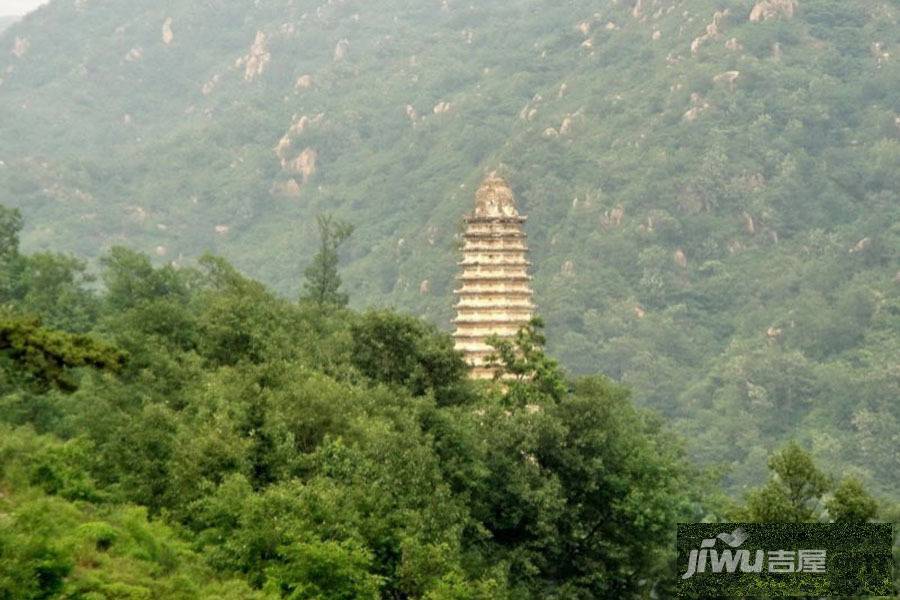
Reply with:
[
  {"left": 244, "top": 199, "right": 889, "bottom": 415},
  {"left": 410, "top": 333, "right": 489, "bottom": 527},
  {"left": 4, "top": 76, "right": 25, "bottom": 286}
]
[
  {"left": 271, "top": 178, "right": 302, "bottom": 198},
  {"left": 201, "top": 74, "right": 220, "bottom": 96},
  {"left": 334, "top": 39, "right": 349, "bottom": 62},
  {"left": 749, "top": 0, "right": 797, "bottom": 22},
  {"left": 11, "top": 36, "right": 29, "bottom": 58},
  {"left": 236, "top": 32, "right": 270, "bottom": 81},
  {"left": 683, "top": 92, "right": 709, "bottom": 121},
  {"left": 124, "top": 47, "right": 143, "bottom": 62},
  {"left": 275, "top": 114, "right": 323, "bottom": 185},
  {"left": 849, "top": 237, "right": 871, "bottom": 254},
  {"left": 162, "top": 17, "right": 174, "bottom": 45},
  {"left": 713, "top": 70, "right": 740, "bottom": 90},
  {"left": 692, "top": 10, "right": 728, "bottom": 56},
  {"left": 287, "top": 148, "right": 317, "bottom": 183},
  {"left": 725, "top": 37, "right": 743, "bottom": 51},
  {"left": 632, "top": 0, "right": 645, "bottom": 19}
]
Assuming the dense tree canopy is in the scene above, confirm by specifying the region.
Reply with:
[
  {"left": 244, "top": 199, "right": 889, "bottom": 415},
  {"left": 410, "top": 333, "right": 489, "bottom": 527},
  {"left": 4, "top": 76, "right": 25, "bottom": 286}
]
[{"left": 0, "top": 221, "right": 727, "bottom": 598}]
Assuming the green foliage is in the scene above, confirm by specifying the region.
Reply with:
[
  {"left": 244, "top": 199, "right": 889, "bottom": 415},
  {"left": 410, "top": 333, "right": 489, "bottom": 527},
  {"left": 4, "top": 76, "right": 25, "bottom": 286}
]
[
  {"left": 827, "top": 477, "right": 879, "bottom": 523},
  {"left": 350, "top": 309, "right": 470, "bottom": 404},
  {"left": 736, "top": 442, "right": 886, "bottom": 528},
  {"left": 738, "top": 441, "right": 832, "bottom": 523},
  {"left": 486, "top": 317, "right": 567, "bottom": 402},
  {"left": 0, "top": 426, "right": 267, "bottom": 600},
  {"left": 0, "top": 237, "right": 708, "bottom": 597},
  {"left": 300, "top": 214, "right": 354, "bottom": 308},
  {"left": 101, "top": 247, "right": 188, "bottom": 312},
  {"left": 263, "top": 539, "right": 383, "bottom": 599},
  {"left": 0, "top": 312, "right": 124, "bottom": 392}
]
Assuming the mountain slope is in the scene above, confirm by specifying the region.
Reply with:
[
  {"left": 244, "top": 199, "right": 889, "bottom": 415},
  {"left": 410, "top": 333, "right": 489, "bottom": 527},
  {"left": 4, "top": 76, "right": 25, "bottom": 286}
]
[
  {"left": 0, "top": 0, "right": 898, "bottom": 495},
  {"left": 0, "top": 16, "right": 19, "bottom": 33}
]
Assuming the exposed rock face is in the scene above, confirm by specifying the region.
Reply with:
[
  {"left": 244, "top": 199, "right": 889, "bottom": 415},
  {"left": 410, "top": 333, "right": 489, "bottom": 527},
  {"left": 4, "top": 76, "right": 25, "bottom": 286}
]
[
  {"left": 871, "top": 42, "right": 890, "bottom": 67},
  {"left": 453, "top": 174, "right": 535, "bottom": 380},
  {"left": 289, "top": 114, "right": 312, "bottom": 136},
  {"left": 725, "top": 37, "right": 743, "bottom": 51},
  {"left": 287, "top": 148, "right": 317, "bottom": 183},
  {"left": 600, "top": 205, "right": 624, "bottom": 229},
  {"left": 433, "top": 101, "right": 452, "bottom": 114},
  {"left": 683, "top": 92, "right": 709, "bottom": 121},
  {"left": 275, "top": 114, "right": 323, "bottom": 188},
  {"left": 214, "top": 224, "right": 230, "bottom": 235},
  {"left": 743, "top": 212, "right": 756, "bottom": 235},
  {"left": 334, "top": 39, "right": 349, "bottom": 62},
  {"left": 406, "top": 104, "right": 418, "bottom": 122},
  {"left": 295, "top": 74, "right": 313, "bottom": 89},
  {"left": 692, "top": 10, "right": 728, "bottom": 56},
  {"left": 162, "top": 17, "right": 174, "bottom": 45},
  {"left": 713, "top": 70, "right": 740, "bottom": 90},
  {"left": 674, "top": 249, "right": 688, "bottom": 268},
  {"left": 850, "top": 237, "right": 871, "bottom": 254},
  {"left": 749, "top": 0, "right": 797, "bottom": 22},
  {"left": 12, "top": 36, "right": 29, "bottom": 58},
  {"left": 124, "top": 47, "right": 143, "bottom": 62},
  {"left": 274, "top": 135, "right": 292, "bottom": 163},
  {"left": 237, "top": 32, "right": 270, "bottom": 81},
  {"left": 632, "top": 0, "right": 644, "bottom": 19},
  {"left": 201, "top": 74, "right": 220, "bottom": 95},
  {"left": 271, "top": 178, "right": 302, "bottom": 198},
  {"left": 419, "top": 279, "right": 430, "bottom": 294}
]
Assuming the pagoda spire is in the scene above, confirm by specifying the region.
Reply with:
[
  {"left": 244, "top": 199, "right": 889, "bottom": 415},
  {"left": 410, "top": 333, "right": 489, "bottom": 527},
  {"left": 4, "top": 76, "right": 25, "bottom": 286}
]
[{"left": 453, "top": 173, "right": 535, "bottom": 379}]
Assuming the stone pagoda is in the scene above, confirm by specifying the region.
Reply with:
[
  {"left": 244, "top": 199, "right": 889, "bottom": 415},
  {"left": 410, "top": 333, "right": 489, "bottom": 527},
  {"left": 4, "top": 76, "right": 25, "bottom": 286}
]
[{"left": 453, "top": 174, "right": 535, "bottom": 379}]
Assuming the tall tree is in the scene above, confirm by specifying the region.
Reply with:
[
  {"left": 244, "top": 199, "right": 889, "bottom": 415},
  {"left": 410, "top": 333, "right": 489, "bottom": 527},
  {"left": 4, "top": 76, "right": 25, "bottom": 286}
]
[
  {"left": 738, "top": 442, "right": 831, "bottom": 523},
  {"left": 0, "top": 205, "right": 22, "bottom": 301},
  {"left": 300, "top": 214, "right": 354, "bottom": 308}
]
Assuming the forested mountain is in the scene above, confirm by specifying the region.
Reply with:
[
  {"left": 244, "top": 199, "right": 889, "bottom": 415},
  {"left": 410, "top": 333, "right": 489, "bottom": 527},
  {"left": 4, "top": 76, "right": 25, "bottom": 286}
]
[
  {"left": 0, "top": 0, "right": 898, "bottom": 502},
  {"left": 0, "top": 206, "right": 893, "bottom": 598},
  {"left": 0, "top": 16, "right": 19, "bottom": 33}
]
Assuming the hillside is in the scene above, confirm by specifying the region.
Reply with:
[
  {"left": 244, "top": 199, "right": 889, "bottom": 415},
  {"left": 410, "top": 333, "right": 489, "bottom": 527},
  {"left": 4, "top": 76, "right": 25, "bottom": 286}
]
[
  {"left": 0, "top": 0, "right": 898, "bottom": 496},
  {"left": 0, "top": 16, "right": 19, "bottom": 33}
]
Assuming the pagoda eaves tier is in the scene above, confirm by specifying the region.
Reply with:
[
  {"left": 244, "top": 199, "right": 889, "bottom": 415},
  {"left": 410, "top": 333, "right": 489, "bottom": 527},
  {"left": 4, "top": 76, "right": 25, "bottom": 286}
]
[{"left": 453, "top": 174, "right": 535, "bottom": 380}]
